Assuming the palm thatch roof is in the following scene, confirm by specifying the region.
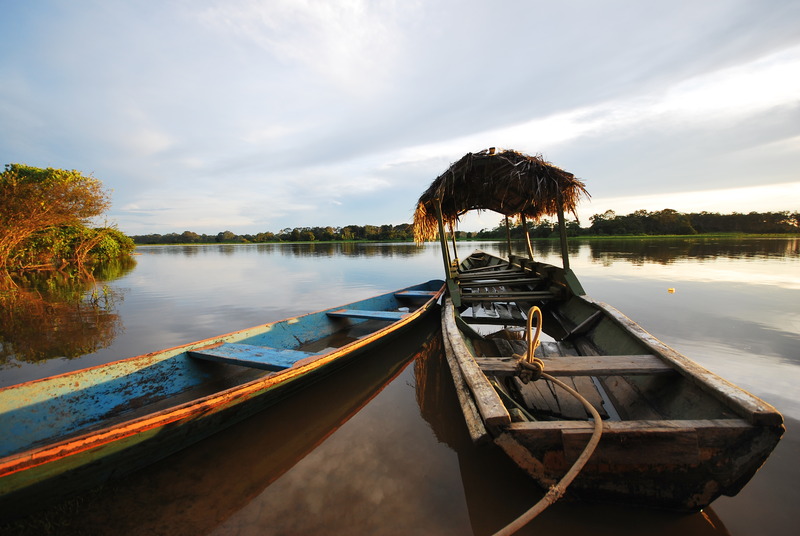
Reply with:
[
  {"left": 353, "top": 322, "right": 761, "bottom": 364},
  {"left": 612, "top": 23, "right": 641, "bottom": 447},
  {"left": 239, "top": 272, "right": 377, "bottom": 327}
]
[{"left": 413, "top": 148, "right": 589, "bottom": 243}]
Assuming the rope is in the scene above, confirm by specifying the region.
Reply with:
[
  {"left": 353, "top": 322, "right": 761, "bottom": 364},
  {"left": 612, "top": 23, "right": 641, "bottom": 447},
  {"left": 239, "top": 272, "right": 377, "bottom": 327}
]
[
  {"left": 495, "top": 307, "right": 604, "bottom": 536},
  {"left": 513, "top": 306, "right": 544, "bottom": 384}
]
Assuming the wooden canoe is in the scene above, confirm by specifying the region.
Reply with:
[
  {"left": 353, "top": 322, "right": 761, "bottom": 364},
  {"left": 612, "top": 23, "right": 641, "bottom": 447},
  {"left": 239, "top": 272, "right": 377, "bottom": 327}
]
[
  {"left": 413, "top": 149, "right": 783, "bottom": 512},
  {"left": 442, "top": 251, "right": 783, "bottom": 510},
  {"left": 0, "top": 279, "right": 444, "bottom": 516}
]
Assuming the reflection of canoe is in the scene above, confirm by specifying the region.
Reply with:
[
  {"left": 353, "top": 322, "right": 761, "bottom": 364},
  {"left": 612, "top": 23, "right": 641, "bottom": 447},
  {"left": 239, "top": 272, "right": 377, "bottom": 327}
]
[
  {"left": 0, "top": 280, "right": 444, "bottom": 517},
  {"left": 414, "top": 149, "right": 784, "bottom": 512}
]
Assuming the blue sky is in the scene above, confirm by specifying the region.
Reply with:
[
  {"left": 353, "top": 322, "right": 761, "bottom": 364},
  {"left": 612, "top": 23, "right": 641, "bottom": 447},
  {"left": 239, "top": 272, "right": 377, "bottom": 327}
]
[{"left": 2, "top": 0, "right": 799, "bottom": 234}]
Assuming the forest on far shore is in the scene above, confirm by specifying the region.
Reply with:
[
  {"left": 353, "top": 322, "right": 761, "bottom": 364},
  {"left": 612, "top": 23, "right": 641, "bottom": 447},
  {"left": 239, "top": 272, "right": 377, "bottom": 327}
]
[{"left": 130, "top": 209, "right": 799, "bottom": 245}]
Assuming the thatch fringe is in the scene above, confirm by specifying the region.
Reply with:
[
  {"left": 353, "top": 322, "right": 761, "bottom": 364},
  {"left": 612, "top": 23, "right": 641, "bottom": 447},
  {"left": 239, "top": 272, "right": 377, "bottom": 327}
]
[{"left": 413, "top": 149, "right": 589, "bottom": 243}]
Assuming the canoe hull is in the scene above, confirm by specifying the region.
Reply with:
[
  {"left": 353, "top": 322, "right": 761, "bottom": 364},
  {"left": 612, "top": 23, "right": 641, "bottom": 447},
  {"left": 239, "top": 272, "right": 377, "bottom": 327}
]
[
  {"left": 495, "top": 414, "right": 782, "bottom": 510},
  {"left": 0, "top": 280, "right": 444, "bottom": 517}
]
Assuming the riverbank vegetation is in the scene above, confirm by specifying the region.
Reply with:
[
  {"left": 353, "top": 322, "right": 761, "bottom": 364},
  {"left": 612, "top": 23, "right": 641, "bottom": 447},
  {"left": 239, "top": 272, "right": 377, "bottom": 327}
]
[
  {"left": 0, "top": 164, "right": 135, "bottom": 271},
  {"left": 131, "top": 209, "right": 798, "bottom": 245}
]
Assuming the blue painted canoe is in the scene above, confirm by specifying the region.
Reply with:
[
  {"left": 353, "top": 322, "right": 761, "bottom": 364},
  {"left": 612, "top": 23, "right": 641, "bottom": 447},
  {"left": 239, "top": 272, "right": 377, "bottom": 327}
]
[{"left": 0, "top": 279, "right": 444, "bottom": 516}]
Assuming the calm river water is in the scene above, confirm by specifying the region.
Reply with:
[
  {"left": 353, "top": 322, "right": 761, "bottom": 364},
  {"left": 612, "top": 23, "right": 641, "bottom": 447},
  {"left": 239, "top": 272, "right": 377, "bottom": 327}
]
[{"left": 1, "top": 238, "right": 798, "bottom": 535}]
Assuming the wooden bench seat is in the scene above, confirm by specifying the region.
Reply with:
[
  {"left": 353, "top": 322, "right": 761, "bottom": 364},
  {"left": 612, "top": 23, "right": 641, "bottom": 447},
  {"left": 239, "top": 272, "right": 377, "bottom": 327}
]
[
  {"left": 476, "top": 354, "right": 674, "bottom": 376},
  {"left": 189, "top": 343, "right": 316, "bottom": 370},
  {"left": 394, "top": 290, "right": 439, "bottom": 298},
  {"left": 326, "top": 309, "right": 409, "bottom": 321},
  {"left": 461, "top": 290, "right": 556, "bottom": 302},
  {"left": 457, "top": 272, "right": 528, "bottom": 281},
  {"left": 458, "top": 278, "right": 543, "bottom": 287}
]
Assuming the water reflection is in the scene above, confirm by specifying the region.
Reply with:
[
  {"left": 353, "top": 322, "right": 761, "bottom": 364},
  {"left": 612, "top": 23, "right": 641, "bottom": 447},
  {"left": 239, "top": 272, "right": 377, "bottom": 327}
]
[
  {"left": 0, "top": 258, "right": 134, "bottom": 367},
  {"left": 583, "top": 238, "right": 800, "bottom": 266}
]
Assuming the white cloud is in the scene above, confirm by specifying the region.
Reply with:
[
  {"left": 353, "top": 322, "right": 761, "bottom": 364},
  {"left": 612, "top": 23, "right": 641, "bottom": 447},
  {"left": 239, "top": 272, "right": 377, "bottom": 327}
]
[{"left": 198, "top": 0, "right": 409, "bottom": 96}]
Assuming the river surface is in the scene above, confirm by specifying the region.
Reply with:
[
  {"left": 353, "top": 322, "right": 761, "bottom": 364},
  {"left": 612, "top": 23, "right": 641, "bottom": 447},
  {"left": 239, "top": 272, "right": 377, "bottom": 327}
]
[{"left": 1, "top": 238, "right": 798, "bottom": 535}]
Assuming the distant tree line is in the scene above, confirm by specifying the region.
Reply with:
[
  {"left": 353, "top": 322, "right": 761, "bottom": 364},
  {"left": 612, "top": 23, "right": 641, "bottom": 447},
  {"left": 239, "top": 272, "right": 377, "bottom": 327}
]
[
  {"left": 476, "top": 209, "right": 800, "bottom": 239},
  {"left": 131, "top": 224, "right": 418, "bottom": 244},
  {"left": 130, "top": 209, "right": 799, "bottom": 245}
]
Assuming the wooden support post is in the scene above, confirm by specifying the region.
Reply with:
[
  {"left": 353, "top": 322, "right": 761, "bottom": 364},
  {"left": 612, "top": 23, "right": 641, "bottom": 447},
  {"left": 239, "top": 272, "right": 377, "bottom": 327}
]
[
  {"left": 556, "top": 195, "right": 570, "bottom": 271},
  {"left": 435, "top": 201, "right": 461, "bottom": 307},
  {"left": 556, "top": 190, "right": 586, "bottom": 295},
  {"left": 521, "top": 214, "right": 535, "bottom": 261},
  {"left": 504, "top": 216, "right": 513, "bottom": 255},
  {"left": 449, "top": 221, "right": 459, "bottom": 266}
]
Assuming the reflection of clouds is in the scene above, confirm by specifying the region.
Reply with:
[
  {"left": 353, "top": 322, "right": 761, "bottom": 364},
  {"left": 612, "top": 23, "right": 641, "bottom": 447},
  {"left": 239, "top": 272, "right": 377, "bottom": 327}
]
[{"left": 582, "top": 260, "right": 800, "bottom": 290}]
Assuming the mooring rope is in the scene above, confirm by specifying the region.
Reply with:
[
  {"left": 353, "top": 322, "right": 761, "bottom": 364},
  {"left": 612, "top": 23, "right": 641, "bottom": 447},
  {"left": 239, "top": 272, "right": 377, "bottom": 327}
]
[{"left": 496, "top": 307, "right": 604, "bottom": 536}]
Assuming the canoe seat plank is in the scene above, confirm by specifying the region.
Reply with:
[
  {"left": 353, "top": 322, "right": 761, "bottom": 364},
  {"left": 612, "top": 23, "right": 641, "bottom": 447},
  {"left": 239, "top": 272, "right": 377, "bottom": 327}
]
[
  {"left": 476, "top": 354, "right": 673, "bottom": 376},
  {"left": 395, "top": 290, "right": 439, "bottom": 298},
  {"left": 327, "top": 309, "right": 409, "bottom": 321},
  {"left": 189, "top": 343, "right": 316, "bottom": 371},
  {"left": 459, "top": 278, "right": 543, "bottom": 288},
  {"left": 462, "top": 291, "right": 557, "bottom": 302}
]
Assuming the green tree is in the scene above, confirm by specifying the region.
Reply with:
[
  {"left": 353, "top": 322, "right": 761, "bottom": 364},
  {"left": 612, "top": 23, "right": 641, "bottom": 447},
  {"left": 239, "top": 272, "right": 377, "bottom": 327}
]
[
  {"left": 216, "top": 230, "right": 238, "bottom": 242},
  {"left": 0, "top": 164, "right": 112, "bottom": 269},
  {"left": 181, "top": 231, "right": 201, "bottom": 243}
]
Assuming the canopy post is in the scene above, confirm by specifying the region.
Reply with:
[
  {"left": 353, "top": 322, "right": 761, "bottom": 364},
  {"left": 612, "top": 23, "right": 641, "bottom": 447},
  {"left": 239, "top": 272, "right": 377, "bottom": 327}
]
[
  {"left": 504, "top": 216, "right": 513, "bottom": 255},
  {"left": 435, "top": 201, "right": 461, "bottom": 307},
  {"left": 556, "top": 194, "right": 586, "bottom": 296},
  {"left": 521, "top": 215, "right": 535, "bottom": 261},
  {"left": 556, "top": 200, "right": 570, "bottom": 271},
  {"left": 449, "top": 221, "right": 459, "bottom": 266}
]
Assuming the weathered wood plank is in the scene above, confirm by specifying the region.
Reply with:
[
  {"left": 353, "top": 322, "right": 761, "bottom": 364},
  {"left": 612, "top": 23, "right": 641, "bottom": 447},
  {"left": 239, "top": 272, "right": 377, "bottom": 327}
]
[
  {"left": 458, "top": 278, "right": 543, "bottom": 286},
  {"left": 511, "top": 377, "right": 558, "bottom": 414},
  {"left": 572, "top": 376, "right": 609, "bottom": 419},
  {"left": 442, "top": 327, "right": 490, "bottom": 444},
  {"left": 394, "top": 290, "right": 439, "bottom": 298},
  {"left": 472, "top": 338, "right": 499, "bottom": 358},
  {"left": 188, "top": 343, "right": 314, "bottom": 371},
  {"left": 509, "top": 418, "right": 751, "bottom": 433},
  {"left": 462, "top": 291, "right": 557, "bottom": 302},
  {"left": 475, "top": 355, "right": 673, "bottom": 376},
  {"left": 326, "top": 309, "right": 408, "bottom": 321},
  {"left": 444, "top": 299, "right": 511, "bottom": 428},
  {"left": 601, "top": 375, "right": 666, "bottom": 420},
  {"left": 562, "top": 427, "right": 700, "bottom": 464}
]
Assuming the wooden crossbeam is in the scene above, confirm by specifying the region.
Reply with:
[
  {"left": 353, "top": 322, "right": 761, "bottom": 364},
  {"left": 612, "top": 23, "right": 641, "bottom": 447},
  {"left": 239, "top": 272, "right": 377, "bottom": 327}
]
[
  {"left": 394, "top": 290, "right": 438, "bottom": 298},
  {"left": 458, "top": 278, "right": 542, "bottom": 287},
  {"left": 189, "top": 343, "right": 315, "bottom": 370},
  {"left": 459, "top": 264, "right": 511, "bottom": 273},
  {"left": 462, "top": 291, "right": 556, "bottom": 302},
  {"left": 476, "top": 354, "right": 674, "bottom": 376},
  {"left": 457, "top": 271, "right": 527, "bottom": 280},
  {"left": 327, "top": 309, "right": 409, "bottom": 321}
]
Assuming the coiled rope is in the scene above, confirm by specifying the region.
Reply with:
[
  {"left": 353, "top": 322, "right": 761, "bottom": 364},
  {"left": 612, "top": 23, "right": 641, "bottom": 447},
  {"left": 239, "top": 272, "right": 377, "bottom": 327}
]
[{"left": 495, "top": 306, "right": 604, "bottom": 536}]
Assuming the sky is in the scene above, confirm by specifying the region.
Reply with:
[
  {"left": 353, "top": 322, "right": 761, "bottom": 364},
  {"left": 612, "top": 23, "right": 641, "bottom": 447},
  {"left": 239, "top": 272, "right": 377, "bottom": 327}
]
[{"left": 1, "top": 0, "right": 799, "bottom": 235}]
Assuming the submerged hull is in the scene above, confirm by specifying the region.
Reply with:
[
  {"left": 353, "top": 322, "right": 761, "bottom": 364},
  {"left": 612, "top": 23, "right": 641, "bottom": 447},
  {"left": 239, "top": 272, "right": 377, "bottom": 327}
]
[
  {"left": 442, "top": 251, "right": 783, "bottom": 511},
  {"left": 0, "top": 280, "right": 444, "bottom": 516}
]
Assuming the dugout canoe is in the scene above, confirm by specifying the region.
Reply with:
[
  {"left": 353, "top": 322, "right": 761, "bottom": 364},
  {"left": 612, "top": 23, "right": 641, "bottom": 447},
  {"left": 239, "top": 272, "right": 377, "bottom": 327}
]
[
  {"left": 413, "top": 148, "right": 783, "bottom": 511},
  {"left": 0, "top": 279, "right": 444, "bottom": 517}
]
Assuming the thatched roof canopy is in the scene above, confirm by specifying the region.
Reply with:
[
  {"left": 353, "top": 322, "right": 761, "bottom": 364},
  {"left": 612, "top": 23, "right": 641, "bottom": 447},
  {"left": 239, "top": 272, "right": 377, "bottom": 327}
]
[{"left": 413, "top": 149, "right": 589, "bottom": 242}]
